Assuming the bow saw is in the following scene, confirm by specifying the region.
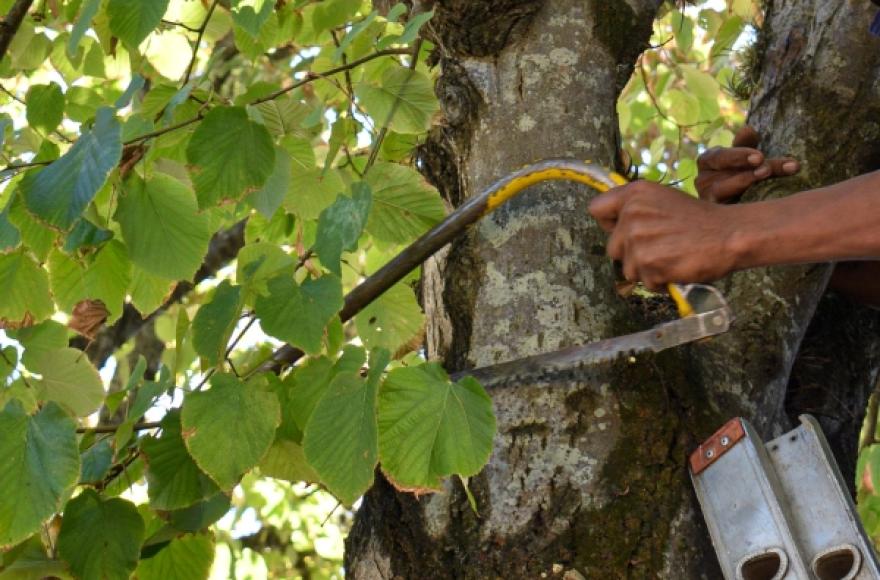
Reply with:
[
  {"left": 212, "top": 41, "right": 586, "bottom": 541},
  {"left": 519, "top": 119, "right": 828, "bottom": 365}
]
[{"left": 264, "top": 159, "right": 734, "bottom": 384}]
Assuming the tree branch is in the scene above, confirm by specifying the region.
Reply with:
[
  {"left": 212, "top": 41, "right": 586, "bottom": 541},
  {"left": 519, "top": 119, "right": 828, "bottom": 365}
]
[
  {"left": 182, "top": 0, "right": 220, "bottom": 85},
  {"left": 250, "top": 48, "right": 412, "bottom": 105},
  {"left": 162, "top": 19, "right": 201, "bottom": 33},
  {"left": 77, "top": 421, "right": 161, "bottom": 434},
  {"left": 0, "top": 0, "right": 34, "bottom": 62},
  {"left": 123, "top": 112, "right": 205, "bottom": 145}
]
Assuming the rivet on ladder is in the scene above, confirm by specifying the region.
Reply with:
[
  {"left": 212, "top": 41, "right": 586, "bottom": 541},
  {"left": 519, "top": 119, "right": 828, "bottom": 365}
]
[
  {"left": 705, "top": 449, "right": 715, "bottom": 459},
  {"left": 720, "top": 436, "right": 730, "bottom": 446}
]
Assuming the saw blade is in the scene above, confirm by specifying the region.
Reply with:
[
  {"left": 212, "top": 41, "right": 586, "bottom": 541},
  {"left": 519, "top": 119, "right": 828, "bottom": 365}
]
[{"left": 451, "top": 298, "right": 732, "bottom": 389}]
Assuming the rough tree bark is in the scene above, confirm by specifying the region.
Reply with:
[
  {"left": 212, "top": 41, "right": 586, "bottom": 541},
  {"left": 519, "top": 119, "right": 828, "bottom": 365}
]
[{"left": 347, "top": 1, "right": 880, "bottom": 577}]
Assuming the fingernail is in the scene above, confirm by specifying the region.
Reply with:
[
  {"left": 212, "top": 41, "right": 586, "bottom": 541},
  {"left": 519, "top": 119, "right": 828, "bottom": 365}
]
[
  {"left": 754, "top": 166, "right": 771, "bottom": 178},
  {"left": 783, "top": 161, "right": 799, "bottom": 174},
  {"left": 748, "top": 153, "right": 762, "bottom": 166}
]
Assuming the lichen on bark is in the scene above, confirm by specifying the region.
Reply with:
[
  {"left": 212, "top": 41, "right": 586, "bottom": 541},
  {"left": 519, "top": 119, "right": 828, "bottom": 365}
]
[{"left": 347, "top": 1, "right": 880, "bottom": 578}]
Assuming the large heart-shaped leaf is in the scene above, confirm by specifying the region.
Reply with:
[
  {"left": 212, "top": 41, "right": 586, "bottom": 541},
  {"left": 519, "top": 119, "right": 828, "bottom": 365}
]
[
  {"left": 303, "top": 349, "right": 389, "bottom": 505},
  {"left": 22, "top": 107, "right": 121, "bottom": 231},
  {"left": 22, "top": 347, "right": 105, "bottom": 417},
  {"left": 255, "top": 274, "right": 343, "bottom": 355},
  {"left": 141, "top": 411, "right": 220, "bottom": 510},
  {"left": 115, "top": 174, "right": 212, "bottom": 281},
  {"left": 107, "top": 0, "right": 171, "bottom": 50},
  {"left": 0, "top": 250, "right": 54, "bottom": 326},
  {"left": 191, "top": 281, "right": 243, "bottom": 368},
  {"left": 57, "top": 489, "right": 145, "bottom": 580},
  {"left": 315, "top": 184, "right": 371, "bottom": 277},
  {"left": 186, "top": 106, "right": 275, "bottom": 209},
  {"left": 378, "top": 364, "right": 496, "bottom": 491},
  {"left": 355, "top": 66, "right": 439, "bottom": 134},
  {"left": 181, "top": 374, "right": 280, "bottom": 489},
  {"left": 0, "top": 401, "right": 79, "bottom": 548},
  {"left": 135, "top": 533, "right": 215, "bottom": 580},
  {"left": 364, "top": 162, "right": 444, "bottom": 245}
]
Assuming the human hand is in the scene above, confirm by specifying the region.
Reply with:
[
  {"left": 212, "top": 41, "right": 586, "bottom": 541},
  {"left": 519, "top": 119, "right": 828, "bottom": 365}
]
[
  {"left": 589, "top": 180, "right": 745, "bottom": 289},
  {"left": 696, "top": 126, "right": 800, "bottom": 203}
]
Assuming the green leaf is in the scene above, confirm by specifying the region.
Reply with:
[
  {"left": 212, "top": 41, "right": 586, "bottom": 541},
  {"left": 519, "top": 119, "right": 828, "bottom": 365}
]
[
  {"left": 142, "top": 411, "right": 220, "bottom": 510},
  {"left": 186, "top": 106, "right": 275, "bottom": 209},
  {"left": 57, "top": 489, "right": 145, "bottom": 580},
  {"left": 235, "top": 242, "right": 295, "bottom": 300},
  {"left": 312, "top": 0, "right": 361, "bottom": 31},
  {"left": 62, "top": 219, "right": 113, "bottom": 253},
  {"left": 130, "top": 266, "right": 174, "bottom": 315},
  {"left": 283, "top": 167, "right": 346, "bottom": 220},
  {"left": 107, "top": 0, "right": 171, "bottom": 49},
  {"left": 11, "top": 320, "right": 67, "bottom": 353},
  {"left": 0, "top": 250, "right": 53, "bottom": 325},
  {"left": 681, "top": 66, "right": 720, "bottom": 101},
  {"left": 0, "top": 401, "right": 80, "bottom": 548},
  {"left": 8, "top": 194, "right": 55, "bottom": 261},
  {"left": 315, "top": 184, "right": 371, "bottom": 277},
  {"left": 136, "top": 533, "right": 215, "bottom": 580},
  {"left": 255, "top": 274, "right": 343, "bottom": 355},
  {"left": 251, "top": 97, "right": 312, "bottom": 138},
  {"left": 232, "top": 1, "right": 273, "bottom": 37},
  {"left": 25, "top": 83, "right": 64, "bottom": 133},
  {"left": 356, "top": 282, "right": 424, "bottom": 354},
  {"left": 0, "top": 206, "right": 21, "bottom": 253},
  {"left": 80, "top": 438, "right": 113, "bottom": 484},
  {"left": 48, "top": 240, "right": 132, "bottom": 323},
  {"left": 288, "top": 356, "right": 335, "bottom": 434},
  {"left": 23, "top": 347, "right": 105, "bottom": 417},
  {"left": 711, "top": 15, "right": 745, "bottom": 58},
  {"left": 181, "top": 374, "right": 281, "bottom": 489},
  {"left": 166, "top": 493, "right": 230, "bottom": 533},
  {"left": 355, "top": 66, "right": 439, "bottom": 134},
  {"left": 663, "top": 89, "right": 700, "bottom": 126},
  {"left": 378, "top": 364, "right": 496, "bottom": 491},
  {"left": 247, "top": 145, "right": 291, "bottom": 219},
  {"left": 0, "top": 534, "right": 70, "bottom": 579},
  {"left": 258, "top": 439, "right": 320, "bottom": 483},
  {"left": 22, "top": 107, "right": 122, "bottom": 231},
  {"left": 365, "top": 162, "right": 444, "bottom": 245},
  {"left": 672, "top": 10, "right": 694, "bottom": 53},
  {"left": 303, "top": 349, "right": 390, "bottom": 505},
  {"left": 116, "top": 174, "right": 212, "bottom": 281},
  {"left": 191, "top": 281, "right": 243, "bottom": 368},
  {"left": 0, "top": 345, "right": 16, "bottom": 382},
  {"left": 68, "top": 0, "right": 101, "bottom": 58}
]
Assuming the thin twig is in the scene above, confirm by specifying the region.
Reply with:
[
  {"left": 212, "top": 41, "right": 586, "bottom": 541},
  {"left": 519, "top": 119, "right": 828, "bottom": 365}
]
[
  {"left": 0, "top": 0, "right": 35, "bottom": 62},
  {"left": 250, "top": 48, "right": 411, "bottom": 105},
  {"left": 321, "top": 500, "right": 343, "bottom": 526},
  {"left": 0, "top": 82, "right": 23, "bottom": 104},
  {"left": 123, "top": 113, "right": 204, "bottom": 145},
  {"left": 330, "top": 30, "right": 363, "bottom": 177},
  {"left": 2, "top": 159, "right": 51, "bottom": 173},
  {"left": 182, "top": 0, "right": 220, "bottom": 85},
  {"left": 162, "top": 18, "right": 201, "bottom": 33},
  {"left": 225, "top": 315, "right": 257, "bottom": 359},
  {"left": 365, "top": 38, "right": 423, "bottom": 173},
  {"left": 0, "top": 347, "right": 33, "bottom": 390},
  {"left": 77, "top": 421, "right": 161, "bottom": 434}
]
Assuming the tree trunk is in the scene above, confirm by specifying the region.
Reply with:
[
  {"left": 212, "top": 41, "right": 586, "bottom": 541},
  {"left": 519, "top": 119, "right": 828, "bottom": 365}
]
[{"left": 346, "top": 1, "right": 880, "bottom": 577}]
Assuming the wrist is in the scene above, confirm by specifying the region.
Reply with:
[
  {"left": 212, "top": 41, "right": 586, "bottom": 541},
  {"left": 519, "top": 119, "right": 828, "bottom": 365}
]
[{"left": 722, "top": 202, "right": 775, "bottom": 272}]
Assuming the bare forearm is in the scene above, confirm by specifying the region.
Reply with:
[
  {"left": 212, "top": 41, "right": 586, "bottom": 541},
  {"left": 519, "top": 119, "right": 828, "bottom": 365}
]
[{"left": 729, "top": 171, "right": 880, "bottom": 269}]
